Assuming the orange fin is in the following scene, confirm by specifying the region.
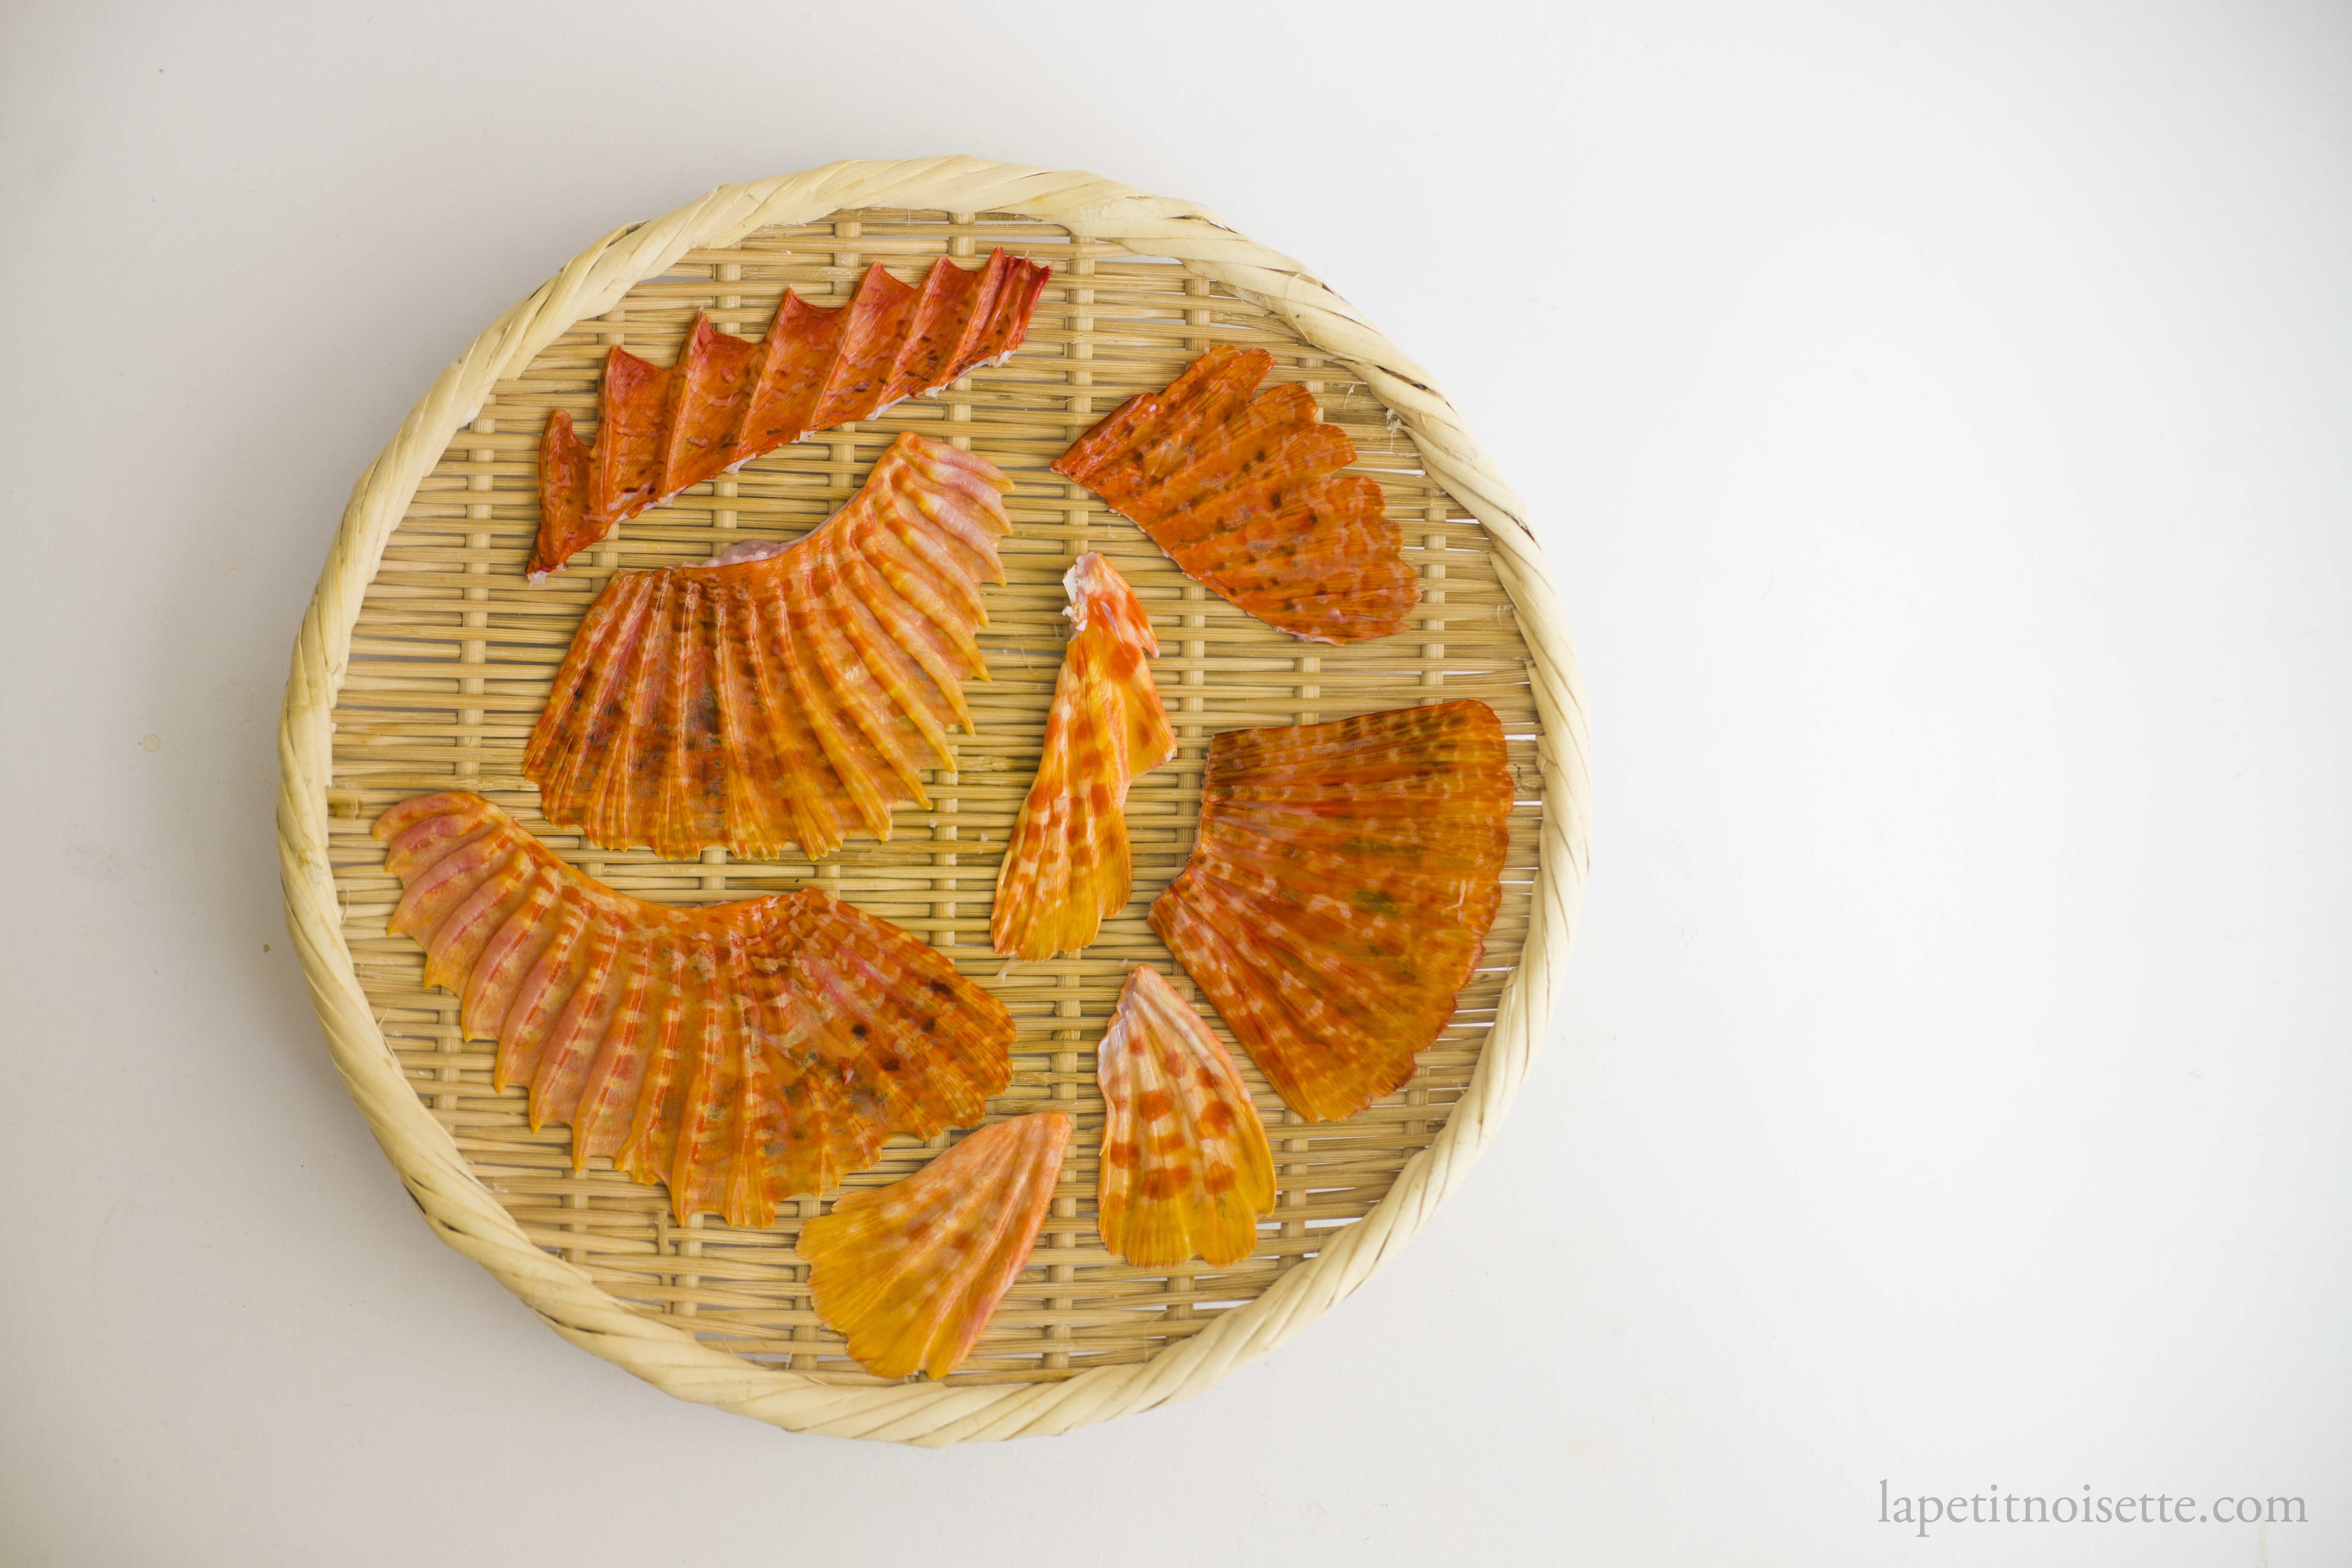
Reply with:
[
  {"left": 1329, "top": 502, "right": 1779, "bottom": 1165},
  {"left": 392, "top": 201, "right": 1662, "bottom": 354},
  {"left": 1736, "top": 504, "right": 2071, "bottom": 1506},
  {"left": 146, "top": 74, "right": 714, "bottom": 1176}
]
[
  {"left": 531, "top": 250, "right": 1052, "bottom": 577},
  {"left": 372, "top": 792, "right": 1014, "bottom": 1226},
  {"left": 799, "top": 1113, "right": 1073, "bottom": 1380},
  {"left": 592, "top": 348, "right": 671, "bottom": 530},
  {"left": 732, "top": 291, "right": 847, "bottom": 461},
  {"left": 660, "top": 312, "right": 769, "bottom": 496},
  {"left": 1146, "top": 701, "right": 1511, "bottom": 1122},
  {"left": 1050, "top": 346, "right": 1420, "bottom": 643},
  {"left": 990, "top": 553, "right": 1173, "bottom": 961},
  {"left": 530, "top": 410, "right": 599, "bottom": 583},
  {"left": 1096, "top": 966, "right": 1274, "bottom": 1268},
  {"left": 525, "top": 433, "right": 1011, "bottom": 862}
]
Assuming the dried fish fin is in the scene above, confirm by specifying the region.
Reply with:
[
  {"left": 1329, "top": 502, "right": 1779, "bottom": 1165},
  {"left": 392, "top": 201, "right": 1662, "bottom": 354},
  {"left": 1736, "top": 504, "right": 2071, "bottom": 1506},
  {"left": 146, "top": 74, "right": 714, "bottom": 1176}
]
[
  {"left": 1146, "top": 701, "right": 1511, "bottom": 1122},
  {"left": 879, "top": 255, "right": 986, "bottom": 407},
  {"left": 589, "top": 346, "right": 672, "bottom": 533},
  {"left": 1054, "top": 344, "right": 1268, "bottom": 500},
  {"left": 734, "top": 291, "right": 847, "bottom": 461},
  {"left": 525, "top": 433, "right": 1011, "bottom": 862},
  {"left": 532, "top": 410, "right": 599, "bottom": 584},
  {"left": 990, "top": 554, "right": 1173, "bottom": 962},
  {"left": 1096, "top": 966, "right": 1274, "bottom": 1268},
  {"left": 531, "top": 250, "right": 1050, "bottom": 577},
  {"left": 661, "top": 313, "right": 769, "bottom": 495},
  {"left": 798, "top": 1114, "right": 1073, "bottom": 1381},
  {"left": 813, "top": 263, "right": 919, "bottom": 429},
  {"left": 373, "top": 793, "right": 1014, "bottom": 1225},
  {"left": 1051, "top": 345, "right": 1419, "bottom": 643}
]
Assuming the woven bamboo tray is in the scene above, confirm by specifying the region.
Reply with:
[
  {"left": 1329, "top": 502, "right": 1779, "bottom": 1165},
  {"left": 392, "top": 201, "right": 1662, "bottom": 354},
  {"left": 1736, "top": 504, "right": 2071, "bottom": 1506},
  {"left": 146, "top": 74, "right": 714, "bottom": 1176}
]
[{"left": 277, "top": 157, "right": 1591, "bottom": 1444}]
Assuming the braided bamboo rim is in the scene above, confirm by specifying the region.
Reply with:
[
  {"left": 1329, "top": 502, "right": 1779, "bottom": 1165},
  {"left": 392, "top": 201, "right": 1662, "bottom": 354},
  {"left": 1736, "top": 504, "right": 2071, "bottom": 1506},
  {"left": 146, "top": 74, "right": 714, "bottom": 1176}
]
[{"left": 277, "top": 157, "right": 1592, "bottom": 1444}]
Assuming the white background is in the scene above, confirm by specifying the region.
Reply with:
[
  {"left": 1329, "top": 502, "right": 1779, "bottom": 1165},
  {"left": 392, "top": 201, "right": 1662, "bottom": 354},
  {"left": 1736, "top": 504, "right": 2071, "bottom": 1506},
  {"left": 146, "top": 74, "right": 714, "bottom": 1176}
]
[{"left": 3, "top": 2, "right": 2346, "bottom": 1563}]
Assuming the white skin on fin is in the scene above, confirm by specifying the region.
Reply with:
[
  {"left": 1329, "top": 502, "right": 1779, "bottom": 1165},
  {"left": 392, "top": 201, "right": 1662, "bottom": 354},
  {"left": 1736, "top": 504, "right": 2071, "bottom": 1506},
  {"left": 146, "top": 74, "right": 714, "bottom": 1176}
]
[
  {"left": 699, "top": 537, "right": 792, "bottom": 568},
  {"left": 1062, "top": 551, "right": 1120, "bottom": 633},
  {"left": 527, "top": 513, "right": 623, "bottom": 583}
]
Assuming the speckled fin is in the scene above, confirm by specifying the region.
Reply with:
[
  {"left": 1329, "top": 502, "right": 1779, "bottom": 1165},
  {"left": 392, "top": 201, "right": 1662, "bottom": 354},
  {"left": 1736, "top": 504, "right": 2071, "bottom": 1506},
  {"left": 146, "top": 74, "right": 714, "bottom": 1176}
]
[
  {"left": 1050, "top": 344, "right": 1420, "bottom": 644},
  {"left": 530, "top": 250, "right": 1050, "bottom": 576},
  {"left": 371, "top": 792, "right": 1014, "bottom": 1227},
  {"left": 1147, "top": 700, "right": 1512, "bottom": 1122},
  {"left": 798, "top": 1113, "right": 1074, "bottom": 1381},
  {"left": 989, "top": 553, "right": 1174, "bottom": 962},
  {"left": 525, "top": 433, "right": 1011, "bottom": 862},
  {"left": 1096, "top": 966, "right": 1274, "bottom": 1268}
]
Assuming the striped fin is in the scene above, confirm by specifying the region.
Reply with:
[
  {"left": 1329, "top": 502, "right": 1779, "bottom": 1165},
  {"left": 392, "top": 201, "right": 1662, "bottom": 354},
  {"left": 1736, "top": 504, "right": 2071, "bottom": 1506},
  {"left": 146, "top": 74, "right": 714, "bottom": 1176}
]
[
  {"left": 524, "top": 433, "right": 1009, "bottom": 862},
  {"left": 372, "top": 792, "right": 1014, "bottom": 1228},
  {"left": 990, "top": 553, "right": 1173, "bottom": 962},
  {"left": 1051, "top": 345, "right": 1420, "bottom": 644},
  {"left": 1095, "top": 965, "right": 1273, "bottom": 1268},
  {"left": 798, "top": 1113, "right": 1072, "bottom": 1381},
  {"left": 530, "top": 250, "right": 1052, "bottom": 577},
  {"left": 1145, "top": 701, "right": 1511, "bottom": 1122}
]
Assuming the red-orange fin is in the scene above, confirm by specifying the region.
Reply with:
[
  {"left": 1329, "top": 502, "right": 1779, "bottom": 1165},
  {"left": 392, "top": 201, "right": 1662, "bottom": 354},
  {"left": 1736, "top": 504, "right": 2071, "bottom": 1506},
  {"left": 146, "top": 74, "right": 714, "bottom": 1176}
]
[
  {"left": 528, "top": 409, "right": 597, "bottom": 581},
  {"left": 990, "top": 553, "right": 1173, "bottom": 962},
  {"left": 1053, "top": 345, "right": 1270, "bottom": 507},
  {"left": 372, "top": 793, "right": 1014, "bottom": 1226},
  {"left": 1145, "top": 701, "right": 1511, "bottom": 1122},
  {"left": 1095, "top": 966, "right": 1274, "bottom": 1268},
  {"left": 878, "top": 255, "right": 986, "bottom": 407},
  {"left": 533, "top": 250, "right": 1051, "bottom": 577},
  {"left": 963, "top": 250, "right": 1050, "bottom": 370},
  {"left": 661, "top": 312, "right": 768, "bottom": 496},
  {"left": 1050, "top": 345, "right": 1419, "bottom": 643},
  {"left": 525, "top": 433, "right": 1011, "bottom": 862},
  {"left": 733, "top": 290, "right": 848, "bottom": 462},
  {"left": 798, "top": 1113, "right": 1073, "bottom": 1380},
  {"left": 813, "top": 263, "right": 920, "bottom": 429},
  {"left": 591, "top": 345, "right": 673, "bottom": 530}
]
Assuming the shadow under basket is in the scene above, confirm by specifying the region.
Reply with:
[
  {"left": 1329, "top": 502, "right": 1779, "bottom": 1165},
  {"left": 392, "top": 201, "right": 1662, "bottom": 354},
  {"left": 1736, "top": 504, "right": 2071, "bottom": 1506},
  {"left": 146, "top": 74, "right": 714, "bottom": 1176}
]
[{"left": 277, "top": 157, "right": 1592, "bottom": 1446}]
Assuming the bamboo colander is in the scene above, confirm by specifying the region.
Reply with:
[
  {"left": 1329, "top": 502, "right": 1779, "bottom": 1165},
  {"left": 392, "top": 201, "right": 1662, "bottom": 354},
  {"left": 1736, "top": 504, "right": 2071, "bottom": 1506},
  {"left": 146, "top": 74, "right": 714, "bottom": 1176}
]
[{"left": 277, "top": 157, "right": 1592, "bottom": 1445}]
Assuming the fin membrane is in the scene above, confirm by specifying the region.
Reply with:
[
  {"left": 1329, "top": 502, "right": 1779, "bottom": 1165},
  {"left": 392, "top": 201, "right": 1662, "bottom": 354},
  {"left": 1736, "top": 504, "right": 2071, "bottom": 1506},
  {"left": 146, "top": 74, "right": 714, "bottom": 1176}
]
[
  {"left": 373, "top": 791, "right": 1014, "bottom": 1226},
  {"left": 525, "top": 433, "right": 1010, "bottom": 862},
  {"left": 799, "top": 1113, "right": 1073, "bottom": 1380},
  {"left": 1146, "top": 700, "right": 1512, "bottom": 1122},
  {"left": 1050, "top": 344, "right": 1420, "bottom": 644},
  {"left": 533, "top": 248, "right": 1051, "bottom": 577},
  {"left": 1096, "top": 965, "right": 1274, "bottom": 1268},
  {"left": 990, "top": 553, "right": 1174, "bottom": 961}
]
